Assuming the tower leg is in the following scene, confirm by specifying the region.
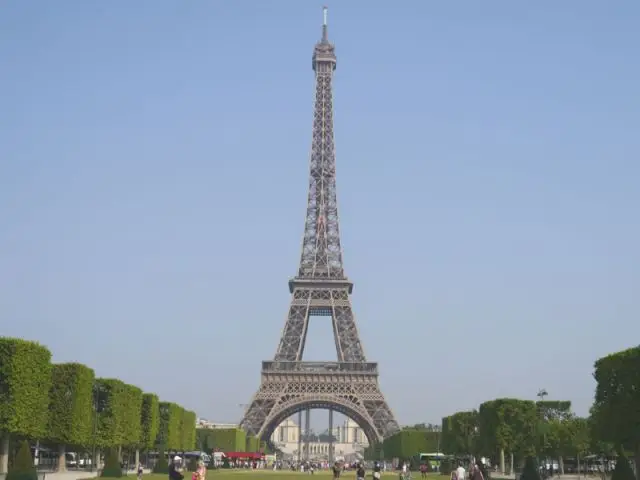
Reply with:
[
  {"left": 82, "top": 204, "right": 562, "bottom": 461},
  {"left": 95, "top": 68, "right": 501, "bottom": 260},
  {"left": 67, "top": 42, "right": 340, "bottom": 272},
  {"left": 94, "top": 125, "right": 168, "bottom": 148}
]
[
  {"left": 328, "top": 408, "right": 334, "bottom": 465},
  {"left": 298, "top": 411, "right": 303, "bottom": 465},
  {"left": 305, "top": 409, "right": 311, "bottom": 462}
]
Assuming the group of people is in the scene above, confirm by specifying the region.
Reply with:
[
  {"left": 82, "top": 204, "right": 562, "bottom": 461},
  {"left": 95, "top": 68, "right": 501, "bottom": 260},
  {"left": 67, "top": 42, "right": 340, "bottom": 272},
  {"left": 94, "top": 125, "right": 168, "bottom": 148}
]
[
  {"left": 448, "top": 462, "right": 487, "bottom": 480},
  {"left": 163, "top": 455, "right": 207, "bottom": 480},
  {"left": 330, "top": 461, "right": 382, "bottom": 480}
]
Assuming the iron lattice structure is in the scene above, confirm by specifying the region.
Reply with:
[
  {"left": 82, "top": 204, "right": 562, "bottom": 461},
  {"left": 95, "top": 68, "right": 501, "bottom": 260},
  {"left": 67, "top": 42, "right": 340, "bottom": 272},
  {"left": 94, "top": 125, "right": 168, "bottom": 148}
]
[{"left": 240, "top": 9, "right": 399, "bottom": 446}]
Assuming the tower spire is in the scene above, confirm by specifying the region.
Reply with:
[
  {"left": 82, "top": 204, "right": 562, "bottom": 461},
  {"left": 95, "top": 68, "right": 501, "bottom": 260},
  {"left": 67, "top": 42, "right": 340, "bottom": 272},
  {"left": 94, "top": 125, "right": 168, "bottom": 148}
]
[{"left": 322, "top": 6, "right": 328, "bottom": 43}]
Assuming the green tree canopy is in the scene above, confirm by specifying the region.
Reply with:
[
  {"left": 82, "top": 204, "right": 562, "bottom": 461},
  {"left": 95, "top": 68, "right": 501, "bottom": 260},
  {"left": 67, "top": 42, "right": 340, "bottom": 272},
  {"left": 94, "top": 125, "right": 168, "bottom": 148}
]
[
  {"left": 140, "top": 393, "right": 160, "bottom": 450},
  {"left": 446, "top": 410, "right": 478, "bottom": 455},
  {"left": 94, "top": 378, "right": 128, "bottom": 448},
  {"left": 47, "top": 363, "right": 95, "bottom": 446},
  {"left": 479, "top": 398, "right": 537, "bottom": 457},
  {"left": 157, "top": 402, "right": 182, "bottom": 450},
  {"left": 591, "top": 346, "right": 640, "bottom": 452},
  {"left": 591, "top": 346, "right": 640, "bottom": 473},
  {"left": 0, "top": 338, "right": 52, "bottom": 438},
  {"left": 121, "top": 383, "right": 143, "bottom": 448}
]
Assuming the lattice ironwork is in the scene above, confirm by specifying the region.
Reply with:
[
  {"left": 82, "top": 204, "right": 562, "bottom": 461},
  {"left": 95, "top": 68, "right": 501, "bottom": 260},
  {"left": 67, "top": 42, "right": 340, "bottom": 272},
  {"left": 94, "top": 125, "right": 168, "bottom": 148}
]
[{"left": 240, "top": 8, "right": 399, "bottom": 445}]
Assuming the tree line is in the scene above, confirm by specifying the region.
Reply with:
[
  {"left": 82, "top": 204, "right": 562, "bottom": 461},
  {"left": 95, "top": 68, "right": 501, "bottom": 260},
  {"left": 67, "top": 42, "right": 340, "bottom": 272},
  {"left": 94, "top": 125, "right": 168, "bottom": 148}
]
[
  {"left": 439, "top": 345, "right": 640, "bottom": 477},
  {"left": 0, "top": 337, "right": 197, "bottom": 474}
]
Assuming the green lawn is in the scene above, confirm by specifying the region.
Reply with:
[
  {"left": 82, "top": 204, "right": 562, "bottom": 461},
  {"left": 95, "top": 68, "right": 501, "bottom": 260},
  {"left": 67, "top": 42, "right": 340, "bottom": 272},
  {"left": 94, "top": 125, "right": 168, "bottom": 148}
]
[{"left": 137, "top": 471, "right": 439, "bottom": 480}]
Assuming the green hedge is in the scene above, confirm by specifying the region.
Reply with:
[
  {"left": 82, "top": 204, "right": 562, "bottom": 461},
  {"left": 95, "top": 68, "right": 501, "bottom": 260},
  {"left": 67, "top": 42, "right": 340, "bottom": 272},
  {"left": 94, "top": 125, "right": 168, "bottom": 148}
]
[
  {"left": 0, "top": 338, "right": 52, "bottom": 438},
  {"left": 157, "top": 402, "right": 182, "bottom": 450},
  {"left": 382, "top": 429, "right": 440, "bottom": 460},
  {"left": 94, "top": 378, "right": 128, "bottom": 448},
  {"left": 121, "top": 384, "right": 143, "bottom": 447},
  {"left": 246, "top": 436, "right": 259, "bottom": 452},
  {"left": 180, "top": 410, "right": 196, "bottom": 451},
  {"left": 0, "top": 336, "right": 197, "bottom": 460},
  {"left": 203, "top": 428, "right": 246, "bottom": 452},
  {"left": 140, "top": 393, "right": 160, "bottom": 449},
  {"left": 48, "top": 363, "right": 95, "bottom": 446}
]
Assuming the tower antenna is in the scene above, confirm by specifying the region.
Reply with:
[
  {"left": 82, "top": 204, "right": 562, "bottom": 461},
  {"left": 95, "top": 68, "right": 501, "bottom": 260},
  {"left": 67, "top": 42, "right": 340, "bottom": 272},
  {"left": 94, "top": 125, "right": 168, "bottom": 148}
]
[{"left": 322, "top": 6, "right": 328, "bottom": 42}]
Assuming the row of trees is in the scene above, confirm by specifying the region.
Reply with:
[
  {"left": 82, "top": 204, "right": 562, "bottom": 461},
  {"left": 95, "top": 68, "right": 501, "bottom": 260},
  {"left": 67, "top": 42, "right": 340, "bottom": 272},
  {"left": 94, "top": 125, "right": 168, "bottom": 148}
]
[
  {"left": 195, "top": 428, "right": 269, "bottom": 454},
  {"left": 381, "top": 428, "right": 442, "bottom": 460},
  {"left": 439, "top": 345, "right": 640, "bottom": 478},
  {"left": 0, "top": 337, "right": 197, "bottom": 474}
]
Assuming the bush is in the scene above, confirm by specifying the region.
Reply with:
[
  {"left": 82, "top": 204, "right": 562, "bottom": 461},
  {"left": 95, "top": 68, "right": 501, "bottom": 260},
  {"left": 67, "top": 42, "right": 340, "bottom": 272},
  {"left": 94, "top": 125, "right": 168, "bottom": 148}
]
[
  {"left": 101, "top": 448, "right": 122, "bottom": 478},
  {"left": 519, "top": 457, "right": 539, "bottom": 480},
  {"left": 611, "top": 454, "right": 635, "bottom": 480},
  {"left": 7, "top": 441, "right": 37, "bottom": 480},
  {"left": 153, "top": 450, "right": 169, "bottom": 474}
]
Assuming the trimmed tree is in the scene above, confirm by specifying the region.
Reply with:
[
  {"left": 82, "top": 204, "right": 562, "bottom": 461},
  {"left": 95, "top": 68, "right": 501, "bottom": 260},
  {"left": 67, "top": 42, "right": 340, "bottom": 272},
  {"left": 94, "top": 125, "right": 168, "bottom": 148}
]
[
  {"left": 382, "top": 429, "right": 440, "bottom": 461},
  {"left": 47, "top": 363, "right": 95, "bottom": 472},
  {"left": 157, "top": 403, "right": 182, "bottom": 451},
  {"left": 7, "top": 440, "right": 37, "bottom": 480},
  {"left": 120, "top": 384, "right": 143, "bottom": 465},
  {"left": 520, "top": 457, "right": 540, "bottom": 480},
  {"left": 611, "top": 453, "right": 635, "bottom": 480},
  {"left": 0, "top": 338, "right": 52, "bottom": 474},
  {"left": 561, "top": 417, "right": 590, "bottom": 474},
  {"left": 536, "top": 400, "right": 573, "bottom": 473},
  {"left": 446, "top": 410, "right": 478, "bottom": 456},
  {"left": 94, "top": 378, "right": 128, "bottom": 464},
  {"left": 180, "top": 410, "right": 196, "bottom": 452},
  {"left": 140, "top": 394, "right": 160, "bottom": 453},
  {"left": 591, "top": 346, "right": 640, "bottom": 478},
  {"left": 479, "top": 398, "right": 537, "bottom": 474}
]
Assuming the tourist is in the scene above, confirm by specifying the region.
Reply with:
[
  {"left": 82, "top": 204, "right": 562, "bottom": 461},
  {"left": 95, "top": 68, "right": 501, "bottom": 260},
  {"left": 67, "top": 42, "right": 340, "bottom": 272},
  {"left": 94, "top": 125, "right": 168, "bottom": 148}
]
[
  {"left": 169, "top": 456, "right": 184, "bottom": 480},
  {"left": 332, "top": 461, "right": 342, "bottom": 479},
  {"left": 356, "top": 463, "right": 366, "bottom": 480},
  {"left": 456, "top": 463, "right": 466, "bottom": 480},
  {"left": 420, "top": 463, "right": 427, "bottom": 479},
  {"left": 373, "top": 462, "right": 382, "bottom": 480},
  {"left": 193, "top": 460, "right": 206, "bottom": 480}
]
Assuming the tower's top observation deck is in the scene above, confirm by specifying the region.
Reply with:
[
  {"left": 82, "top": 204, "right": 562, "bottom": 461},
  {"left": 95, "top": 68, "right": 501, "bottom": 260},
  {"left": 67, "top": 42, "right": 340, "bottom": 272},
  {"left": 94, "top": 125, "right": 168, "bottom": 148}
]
[{"left": 313, "top": 6, "right": 336, "bottom": 71}]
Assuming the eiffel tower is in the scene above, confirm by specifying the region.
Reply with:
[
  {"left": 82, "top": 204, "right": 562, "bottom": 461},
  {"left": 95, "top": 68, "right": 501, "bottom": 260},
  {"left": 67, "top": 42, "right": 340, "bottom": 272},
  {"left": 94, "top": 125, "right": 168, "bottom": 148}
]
[{"left": 240, "top": 7, "right": 399, "bottom": 460}]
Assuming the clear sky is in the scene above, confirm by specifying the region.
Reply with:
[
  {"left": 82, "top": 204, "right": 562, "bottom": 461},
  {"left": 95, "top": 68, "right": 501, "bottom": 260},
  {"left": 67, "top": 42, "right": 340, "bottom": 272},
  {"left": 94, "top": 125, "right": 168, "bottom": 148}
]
[{"left": 1, "top": 0, "right": 639, "bottom": 431}]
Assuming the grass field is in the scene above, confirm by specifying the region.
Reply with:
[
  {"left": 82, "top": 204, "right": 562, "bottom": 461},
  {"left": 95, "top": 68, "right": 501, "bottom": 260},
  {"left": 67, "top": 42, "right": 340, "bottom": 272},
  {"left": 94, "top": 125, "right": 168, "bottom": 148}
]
[{"left": 136, "top": 471, "right": 441, "bottom": 480}]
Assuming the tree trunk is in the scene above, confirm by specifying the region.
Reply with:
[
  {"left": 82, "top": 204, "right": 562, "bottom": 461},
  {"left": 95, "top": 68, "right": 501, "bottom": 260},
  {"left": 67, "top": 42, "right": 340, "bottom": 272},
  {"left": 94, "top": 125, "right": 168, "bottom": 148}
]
[
  {"left": 57, "top": 444, "right": 67, "bottom": 472},
  {"left": 634, "top": 445, "right": 640, "bottom": 480},
  {"left": 559, "top": 456, "right": 564, "bottom": 475},
  {"left": 577, "top": 455, "right": 581, "bottom": 479},
  {"left": 509, "top": 452, "right": 514, "bottom": 476},
  {"left": 0, "top": 434, "right": 9, "bottom": 474},
  {"left": 135, "top": 450, "right": 140, "bottom": 470},
  {"left": 500, "top": 448, "right": 505, "bottom": 474},
  {"left": 117, "top": 445, "right": 122, "bottom": 463}
]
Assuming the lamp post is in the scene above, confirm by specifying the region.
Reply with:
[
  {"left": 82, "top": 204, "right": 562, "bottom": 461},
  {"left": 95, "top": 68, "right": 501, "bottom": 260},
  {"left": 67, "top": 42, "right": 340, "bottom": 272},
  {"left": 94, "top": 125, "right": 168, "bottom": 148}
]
[
  {"left": 537, "top": 389, "right": 549, "bottom": 473},
  {"left": 91, "top": 386, "right": 102, "bottom": 473}
]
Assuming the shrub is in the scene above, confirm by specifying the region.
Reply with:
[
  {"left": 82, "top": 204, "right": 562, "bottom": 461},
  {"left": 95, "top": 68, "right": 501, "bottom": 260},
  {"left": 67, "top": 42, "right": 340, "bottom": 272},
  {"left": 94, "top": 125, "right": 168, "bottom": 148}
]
[
  {"left": 519, "top": 457, "right": 539, "bottom": 480},
  {"left": 7, "top": 441, "right": 37, "bottom": 480},
  {"left": 153, "top": 450, "right": 169, "bottom": 474},
  {"left": 611, "top": 454, "right": 635, "bottom": 480},
  {"left": 101, "top": 448, "right": 122, "bottom": 478}
]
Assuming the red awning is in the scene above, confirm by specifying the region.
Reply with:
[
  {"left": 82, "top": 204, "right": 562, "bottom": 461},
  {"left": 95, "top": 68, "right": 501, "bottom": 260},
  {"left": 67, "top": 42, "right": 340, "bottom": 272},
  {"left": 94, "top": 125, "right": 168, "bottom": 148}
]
[{"left": 224, "top": 452, "right": 263, "bottom": 459}]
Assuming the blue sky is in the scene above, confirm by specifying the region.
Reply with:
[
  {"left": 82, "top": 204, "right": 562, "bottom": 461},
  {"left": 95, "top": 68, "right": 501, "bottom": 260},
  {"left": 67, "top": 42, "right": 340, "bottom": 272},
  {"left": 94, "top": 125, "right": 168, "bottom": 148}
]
[{"left": 1, "top": 0, "right": 639, "bottom": 431}]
